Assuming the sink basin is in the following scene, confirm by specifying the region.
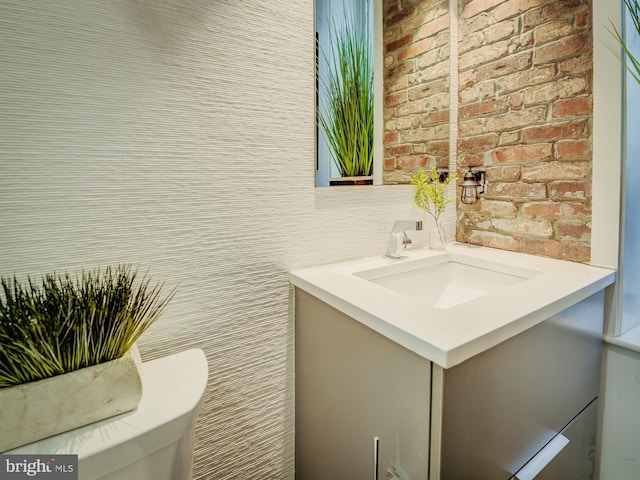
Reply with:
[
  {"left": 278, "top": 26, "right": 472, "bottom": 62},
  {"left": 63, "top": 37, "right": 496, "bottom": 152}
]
[{"left": 356, "top": 259, "right": 531, "bottom": 309}]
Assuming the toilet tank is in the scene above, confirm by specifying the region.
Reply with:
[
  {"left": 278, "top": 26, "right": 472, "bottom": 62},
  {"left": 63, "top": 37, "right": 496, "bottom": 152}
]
[{"left": 7, "top": 349, "right": 208, "bottom": 480}]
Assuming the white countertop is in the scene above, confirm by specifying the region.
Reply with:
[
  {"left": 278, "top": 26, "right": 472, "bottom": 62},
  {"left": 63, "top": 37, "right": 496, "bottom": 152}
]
[{"left": 290, "top": 243, "right": 616, "bottom": 368}]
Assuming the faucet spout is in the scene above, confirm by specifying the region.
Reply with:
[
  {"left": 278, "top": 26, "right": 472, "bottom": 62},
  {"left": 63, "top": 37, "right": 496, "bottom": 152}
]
[{"left": 385, "top": 220, "right": 423, "bottom": 259}]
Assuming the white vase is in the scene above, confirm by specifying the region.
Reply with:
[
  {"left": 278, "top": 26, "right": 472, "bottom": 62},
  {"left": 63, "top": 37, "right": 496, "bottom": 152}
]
[{"left": 0, "top": 345, "right": 142, "bottom": 452}]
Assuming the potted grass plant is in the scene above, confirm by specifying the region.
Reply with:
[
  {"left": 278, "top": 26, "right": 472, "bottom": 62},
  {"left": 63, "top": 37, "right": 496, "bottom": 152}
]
[
  {"left": 317, "top": 10, "right": 374, "bottom": 185},
  {"left": 0, "top": 265, "right": 175, "bottom": 452}
]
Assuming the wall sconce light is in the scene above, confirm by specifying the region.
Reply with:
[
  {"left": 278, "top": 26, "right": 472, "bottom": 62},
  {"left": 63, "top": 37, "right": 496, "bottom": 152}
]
[{"left": 460, "top": 168, "right": 486, "bottom": 205}]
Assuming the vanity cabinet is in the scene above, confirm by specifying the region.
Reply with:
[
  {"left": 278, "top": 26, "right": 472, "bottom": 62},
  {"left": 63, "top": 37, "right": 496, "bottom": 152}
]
[
  {"left": 295, "top": 289, "right": 432, "bottom": 479},
  {"left": 295, "top": 288, "right": 604, "bottom": 480}
]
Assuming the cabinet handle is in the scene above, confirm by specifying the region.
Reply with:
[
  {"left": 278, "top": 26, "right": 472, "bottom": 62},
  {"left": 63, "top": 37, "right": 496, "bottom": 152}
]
[
  {"left": 513, "top": 434, "right": 569, "bottom": 480},
  {"left": 373, "top": 436, "right": 380, "bottom": 480}
]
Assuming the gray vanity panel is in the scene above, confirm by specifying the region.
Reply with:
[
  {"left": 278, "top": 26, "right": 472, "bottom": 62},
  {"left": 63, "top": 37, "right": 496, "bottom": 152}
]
[
  {"left": 295, "top": 289, "right": 431, "bottom": 480},
  {"left": 440, "top": 291, "right": 604, "bottom": 479}
]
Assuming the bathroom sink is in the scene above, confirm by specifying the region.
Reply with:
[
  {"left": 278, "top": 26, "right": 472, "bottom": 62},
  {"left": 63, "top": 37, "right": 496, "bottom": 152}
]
[
  {"left": 355, "top": 257, "right": 534, "bottom": 309},
  {"left": 289, "top": 243, "right": 616, "bottom": 367}
]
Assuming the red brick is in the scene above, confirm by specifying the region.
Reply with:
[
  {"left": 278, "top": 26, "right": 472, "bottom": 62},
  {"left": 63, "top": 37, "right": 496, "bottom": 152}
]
[
  {"left": 459, "top": 99, "right": 508, "bottom": 119},
  {"left": 385, "top": 33, "right": 414, "bottom": 54},
  {"left": 408, "top": 78, "right": 448, "bottom": 101},
  {"left": 486, "top": 165, "right": 522, "bottom": 181},
  {"left": 522, "top": 237, "right": 589, "bottom": 263},
  {"left": 480, "top": 199, "right": 518, "bottom": 216},
  {"left": 426, "top": 139, "right": 450, "bottom": 155},
  {"left": 494, "top": 66, "right": 556, "bottom": 95},
  {"left": 500, "top": 131, "right": 521, "bottom": 145},
  {"left": 522, "top": 125, "right": 566, "bottom": 143},
  {"left": 576, "top": 11, "right": 589, "bottom": 28},
  {"left": 550, "top": 181, "right": 590, "bottom": 199},
  {"left": 467, "top": 230, "right": 521, "bottom": 251},
  {"left": 492, "top": 144, "right": 553, "bottom": 164},
  {"left": 494, "top": 0, "right": 546, "bottom": 22},
  {"left": 459, "top": 40, "right": 510, "bottom": 71},
  {"left": 556, "top": 221, "right": 591, "bottom": 241},
  {"left": 457, "top": 153, "right": 485, "bottom": 168},
  {"left": 401, "top": 128, "right": 437, "bottom": 143},
  {"left": 534, "top": 19, "right": 573, "bottom": 44},
  {"left": 398, "top": 38, "right": 432, "bottom": 62},
  {"left": 533, "top": 32, "right": 591, "bottom": 65},
  {"left": 397, "top": 155, "right": 429, "bottom": 169},
  {"left": 552, "top": 97, "right": 592, "bottom": 118},
  {"left": 385, "top": 91, "right": 407, "bottom": 107},
  {"left": 492, "top": 217, "right": 553, "bottom": 237},
  {"left": 386, "top": 61, "right": 415, "bottom": 79},
  {"left": 522, "top": 201, "right": 590, "bottom": 220},
  {"left": 417, "top": 13, "right": 449, "bottom": 39},
  {"left": 561, "top": 202, "right": 590, "bottom": 218},
  {"left": 556, "top": 139, "right": 590, "bottom": 160},
  {"left": 435, "top": 156, "right": 450, "bottom": 169},
  {"left": 521, "top": 161, "right": 590, "bottom": 181},
  {"left": 484, "top": 18, "right": 518, "bottom": 44},
  {"left": 474, "top": 52, "right": 532, "bottom": 83},
  {"left": 463, "top": 0, "right": 507, "bottom": 18},
  {"left": 384, "top": 155, "right": 398, "bottom": 169},
  {"left": 559, "top": 241, "right": 591, "bottom": 263},
  {"left": 521, "top": 238, "right": 561, "bottom": 258},
  {"left": 385, "top": 0, "right": 399, "bottom": 18},
  {"left": 458, "top": 133, "right": 500, "bottom": 152},
  {"left": 424, "top": 110, "right": 449, "bottom": 125},
  {"left": 485, "top": 107, "right": 547, "bottom": 132},
  {"left": 523, "top": 1, "right": 590, "bottom": 30},
  {"left": 385, "top": 6, "right": 417, "bottom": 28},
  {"left": 523, "top": 77, "right": 588, "bottom": 104},
  {"left": 384, "top": 131, "right": 399, "bottom": 144},
  {"left": 522, "top": 121, "right": 586, "bottom": 143},
  {"left": 523, "top": 238, "right": 591, "bottom": 263},
  {"left": 521, "top": 201, "right": 562, "bottom": 219},
  {"left": 385, "top": 144, "right": 413, "bottom": 157},
  {"left": 559, "top": 53, "right": 592, "bottom": 76},
  {"left": 486, "top": 182, "right": 547, "bottom": 200}
]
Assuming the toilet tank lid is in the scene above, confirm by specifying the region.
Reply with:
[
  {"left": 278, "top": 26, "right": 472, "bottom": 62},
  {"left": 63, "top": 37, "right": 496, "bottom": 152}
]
[{"left": 7, "top": 348, "right": 209, "bottom": 460}]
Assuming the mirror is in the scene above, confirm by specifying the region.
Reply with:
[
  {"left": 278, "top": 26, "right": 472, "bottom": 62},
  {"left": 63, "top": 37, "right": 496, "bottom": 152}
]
[{"left": 315, "top": 0, "right": 450, "bottom": 186}]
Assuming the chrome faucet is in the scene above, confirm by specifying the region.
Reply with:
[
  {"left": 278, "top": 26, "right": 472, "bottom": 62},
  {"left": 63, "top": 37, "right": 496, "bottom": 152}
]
[{"left": 385, "top": 220, "right": 423, "bottom": 259}]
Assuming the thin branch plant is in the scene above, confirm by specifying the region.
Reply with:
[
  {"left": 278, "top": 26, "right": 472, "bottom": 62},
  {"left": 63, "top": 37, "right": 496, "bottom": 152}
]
[
  {"left": 411, "top": 167, "right": 459, "bottom": 247},
  {"left": 317, "top": 7, "right": 374, "bottom": 178},
  {"left": 0, "top": 265, "right": 175, "bottom": 388},
  {"left": 609, "top": 0, "right": 640, "bottom": 85}
]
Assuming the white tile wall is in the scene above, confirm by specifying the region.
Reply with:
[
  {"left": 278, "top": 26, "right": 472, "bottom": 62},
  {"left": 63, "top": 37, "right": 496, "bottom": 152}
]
[{"left": 0, "top": 1, "right": 448, "bottom": 477}]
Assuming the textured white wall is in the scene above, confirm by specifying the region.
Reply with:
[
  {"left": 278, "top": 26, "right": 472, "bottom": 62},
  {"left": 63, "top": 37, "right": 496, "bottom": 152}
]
[{"left": 0, "top": 1, "right": 441, "bottom": 478}]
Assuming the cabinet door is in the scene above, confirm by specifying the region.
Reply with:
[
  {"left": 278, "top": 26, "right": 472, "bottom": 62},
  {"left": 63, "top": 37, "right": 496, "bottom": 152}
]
[{"left": 295, "top": 290, "right": 431, "bottom": 480}]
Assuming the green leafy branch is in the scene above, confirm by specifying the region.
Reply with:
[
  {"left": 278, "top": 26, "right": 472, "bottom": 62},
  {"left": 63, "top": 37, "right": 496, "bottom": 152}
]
[{"left": 411, "top": 167, "right": 458, "bottom": 224}]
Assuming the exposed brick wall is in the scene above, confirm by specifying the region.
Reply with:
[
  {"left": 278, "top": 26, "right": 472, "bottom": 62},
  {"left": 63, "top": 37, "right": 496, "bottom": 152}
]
[
  {"left": 383, "top": 0, "right": 450, "bottom": 184},
  {"left": 455, "top": 0, "right": 592, "bottom": 262}
]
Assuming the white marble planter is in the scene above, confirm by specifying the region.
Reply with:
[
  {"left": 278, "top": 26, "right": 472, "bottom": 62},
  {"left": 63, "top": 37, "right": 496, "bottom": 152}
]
[{"left": 0, "top": 345, "right": 143, "bottom": 452}]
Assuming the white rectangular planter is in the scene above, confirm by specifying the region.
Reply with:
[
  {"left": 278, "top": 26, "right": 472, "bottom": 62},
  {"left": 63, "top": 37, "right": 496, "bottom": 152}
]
[{"left": 0, "top": 345, "right": 143, "bottom": 452}]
